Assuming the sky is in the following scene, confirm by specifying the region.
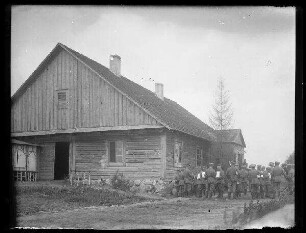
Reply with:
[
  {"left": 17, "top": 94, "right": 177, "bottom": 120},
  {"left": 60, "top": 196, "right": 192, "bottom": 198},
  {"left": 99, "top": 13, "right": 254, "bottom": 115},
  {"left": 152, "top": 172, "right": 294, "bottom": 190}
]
[{"left": 11, "top": 6, "right": 296, "bottom": 166}]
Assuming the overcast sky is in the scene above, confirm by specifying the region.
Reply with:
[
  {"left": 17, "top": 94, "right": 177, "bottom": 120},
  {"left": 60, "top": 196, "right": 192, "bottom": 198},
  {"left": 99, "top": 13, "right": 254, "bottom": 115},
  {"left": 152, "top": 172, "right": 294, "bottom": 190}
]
[{"left": 11, "top": 6, "right": 295, "bottom": 166}]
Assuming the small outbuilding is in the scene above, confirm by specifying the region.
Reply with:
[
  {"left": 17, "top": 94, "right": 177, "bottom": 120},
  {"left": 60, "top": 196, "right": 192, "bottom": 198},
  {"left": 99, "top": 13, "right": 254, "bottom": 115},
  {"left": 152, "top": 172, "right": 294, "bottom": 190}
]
[
  {"left": 211, "top": 129, "right": 246, "bottom": 170},
  {"left": 12, "top": 139, "right": 39, "bottom": 181}
]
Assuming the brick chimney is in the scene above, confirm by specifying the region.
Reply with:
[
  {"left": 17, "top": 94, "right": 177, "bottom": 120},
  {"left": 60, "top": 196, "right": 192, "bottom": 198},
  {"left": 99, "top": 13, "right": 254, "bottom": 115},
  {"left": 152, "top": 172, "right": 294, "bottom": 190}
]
[
  {"left": 155, "top": 83, "right": 164, "bottom": 100},
  {"left": 109, "top": 54, "right": 121, "bottom": 76}
]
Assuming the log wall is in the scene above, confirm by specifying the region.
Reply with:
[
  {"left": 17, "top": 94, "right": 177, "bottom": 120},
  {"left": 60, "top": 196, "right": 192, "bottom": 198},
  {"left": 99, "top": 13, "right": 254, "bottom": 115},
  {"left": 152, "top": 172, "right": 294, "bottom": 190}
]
[
  {"left": 16, "top": 129, "right": 164, "bottom": 181},
  {"left": 73, "top": 131, "right": 163, "bottom": 180},
  {"left": 165, "top": 131, "right": 211, "bottom": 181}
]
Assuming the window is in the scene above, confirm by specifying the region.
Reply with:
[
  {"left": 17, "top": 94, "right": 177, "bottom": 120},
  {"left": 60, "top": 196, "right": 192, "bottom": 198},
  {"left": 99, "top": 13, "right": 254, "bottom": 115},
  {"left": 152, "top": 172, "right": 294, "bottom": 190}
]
[
  {"left": 174, "top": 141, "right": 183, "bottom": 167},
  {"left": 109, "top": 141, "right": 124, "bottom": 165},
  {"left": 196, "top": 147, "right": 203, "bottom": 167},
  {"left": 57, "top": 90, "right": 68, "bottom": 109}
]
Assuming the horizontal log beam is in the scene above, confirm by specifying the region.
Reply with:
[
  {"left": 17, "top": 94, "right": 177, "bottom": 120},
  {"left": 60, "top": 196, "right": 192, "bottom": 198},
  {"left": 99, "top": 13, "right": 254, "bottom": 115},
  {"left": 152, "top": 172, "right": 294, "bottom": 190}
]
[{"left": 11, "top": 125, "right": 164, "bottom": 137}]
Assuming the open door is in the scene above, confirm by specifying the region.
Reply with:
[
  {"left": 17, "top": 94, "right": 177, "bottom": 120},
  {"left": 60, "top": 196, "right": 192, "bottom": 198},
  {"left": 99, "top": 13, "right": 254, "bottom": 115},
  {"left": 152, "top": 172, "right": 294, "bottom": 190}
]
[{"left": 54, "top": 142, "right": 70, "bottom": 180}]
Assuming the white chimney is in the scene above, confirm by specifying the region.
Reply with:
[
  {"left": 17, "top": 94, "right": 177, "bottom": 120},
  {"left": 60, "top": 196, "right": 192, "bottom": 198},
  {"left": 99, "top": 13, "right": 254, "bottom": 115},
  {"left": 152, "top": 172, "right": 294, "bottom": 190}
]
[
  {"left": 109, "top": 54, "right": 121, "bottom": 76},
  {"left": 155, "top": 83, "right": 164, "bottom": 100}
]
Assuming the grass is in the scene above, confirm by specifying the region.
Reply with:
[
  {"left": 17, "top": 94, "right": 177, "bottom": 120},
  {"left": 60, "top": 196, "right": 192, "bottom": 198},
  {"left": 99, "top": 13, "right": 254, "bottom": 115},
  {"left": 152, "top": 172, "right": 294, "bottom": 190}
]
[{"left": 15, "top": 181, "right": 149, "bottom": 216}]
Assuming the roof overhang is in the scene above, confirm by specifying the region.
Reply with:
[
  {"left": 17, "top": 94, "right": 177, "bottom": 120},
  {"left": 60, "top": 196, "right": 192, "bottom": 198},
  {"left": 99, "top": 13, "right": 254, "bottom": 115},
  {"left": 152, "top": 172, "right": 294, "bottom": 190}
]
[{"left": 11, "top": 125, "right": 165, "bottom": 137}]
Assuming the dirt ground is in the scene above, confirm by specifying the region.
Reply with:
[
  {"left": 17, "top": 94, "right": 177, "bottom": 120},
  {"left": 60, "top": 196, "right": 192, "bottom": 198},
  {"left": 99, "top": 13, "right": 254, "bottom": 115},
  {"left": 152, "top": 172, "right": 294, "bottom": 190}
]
[
  {"left": 15, "top": 181, "right": 294, "bottom": 229},
  {"left": 17, "top": 196, "right": 258, "bottom": 229},
  {"left": 244, "top": 204, "right": 294, "bottom": 229}
]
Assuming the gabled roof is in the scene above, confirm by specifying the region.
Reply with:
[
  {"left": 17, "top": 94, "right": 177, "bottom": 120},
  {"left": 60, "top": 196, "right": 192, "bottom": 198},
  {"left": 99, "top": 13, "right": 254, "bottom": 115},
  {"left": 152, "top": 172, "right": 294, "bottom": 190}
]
[
  {"left": 12, "top": 43, "right": 216, "bottom": 142},
  {"left": 215, "top": 129, "right": 246, "bottom": 147}
]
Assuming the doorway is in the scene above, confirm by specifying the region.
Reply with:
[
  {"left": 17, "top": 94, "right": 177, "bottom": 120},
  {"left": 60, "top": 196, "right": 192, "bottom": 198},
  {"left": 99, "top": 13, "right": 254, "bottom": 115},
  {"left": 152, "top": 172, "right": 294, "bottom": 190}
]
[{"left": 54, "top": 142, "right": 70, "bottom": 180}]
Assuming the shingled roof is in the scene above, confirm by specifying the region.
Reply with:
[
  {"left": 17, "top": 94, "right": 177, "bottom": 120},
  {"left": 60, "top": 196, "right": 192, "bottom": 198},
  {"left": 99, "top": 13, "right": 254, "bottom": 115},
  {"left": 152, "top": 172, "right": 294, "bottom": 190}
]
[
  {"left": 215, "top": 129, "right": 246, "bottom": 147},
  {"left": 12, "top": 43, "right": 216, "bottom": 142}
]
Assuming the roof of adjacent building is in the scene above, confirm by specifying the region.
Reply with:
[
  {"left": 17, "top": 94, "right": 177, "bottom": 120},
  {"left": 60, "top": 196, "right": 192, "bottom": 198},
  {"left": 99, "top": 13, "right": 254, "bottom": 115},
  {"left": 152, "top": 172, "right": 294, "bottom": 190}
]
[
  {"left": 12, "top": 43, "right": 216, "bottom": 142},
  {"left": 215, "top": 129, "right": 246, "bottom": 147}
]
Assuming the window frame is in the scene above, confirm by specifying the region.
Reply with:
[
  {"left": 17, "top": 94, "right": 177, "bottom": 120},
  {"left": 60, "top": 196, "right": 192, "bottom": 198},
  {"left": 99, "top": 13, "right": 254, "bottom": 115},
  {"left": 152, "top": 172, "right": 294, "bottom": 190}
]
[
  {"left": 196, "top": 147, "right": 203, "bottom": 167},
  {"left": 174, "top": 140, "right": 183, "bottom": 167},
  {"left": 107, "top": 140, "right": 125, "bottom": 167},
  {"left": 56, "top": 89, "right": 68, "bottom": 109}
]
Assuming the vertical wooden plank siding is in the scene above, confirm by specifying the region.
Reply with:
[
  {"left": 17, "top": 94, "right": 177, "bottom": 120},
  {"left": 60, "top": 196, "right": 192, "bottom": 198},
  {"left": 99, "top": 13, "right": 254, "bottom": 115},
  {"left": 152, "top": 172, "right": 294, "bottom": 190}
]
[
  {"left": 11, "top": 49, "right": 162, "bottom": 134},
  {"left": 118, "top": 93, "right": 123, "bottom": 125}
]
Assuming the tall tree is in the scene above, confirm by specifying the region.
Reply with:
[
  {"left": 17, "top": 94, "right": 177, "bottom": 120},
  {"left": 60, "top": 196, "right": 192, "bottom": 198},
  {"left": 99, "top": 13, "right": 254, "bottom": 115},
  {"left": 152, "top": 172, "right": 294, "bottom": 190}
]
[
  {"left": 209, "top": 77, "right": 234, "bottom": 130},
  {"left": 209, "top": 77, "right": 234, "bottom": 163}
]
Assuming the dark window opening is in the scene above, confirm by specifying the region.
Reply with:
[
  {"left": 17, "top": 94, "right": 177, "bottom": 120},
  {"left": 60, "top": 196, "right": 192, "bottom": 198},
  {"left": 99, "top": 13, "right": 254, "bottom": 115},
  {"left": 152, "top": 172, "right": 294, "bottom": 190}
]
[
  {"left": 109, "top": 142, "right": 116, "bottom": 162},
  {"left": 57, "top": 90, "right": 68, "bottom": 109},
  {"left": 58, "top": 92, "right": 66, "bottom": 101}
]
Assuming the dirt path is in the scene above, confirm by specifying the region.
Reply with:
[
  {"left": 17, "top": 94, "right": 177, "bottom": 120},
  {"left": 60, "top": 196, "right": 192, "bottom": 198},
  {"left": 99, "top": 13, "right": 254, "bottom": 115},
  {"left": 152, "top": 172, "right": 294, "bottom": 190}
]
[
  {"left": 244, "top": 204, "right": 294, "bottom": 229},
  {"left": 17, "top": 197, "right": 252, "bottom": 229}
]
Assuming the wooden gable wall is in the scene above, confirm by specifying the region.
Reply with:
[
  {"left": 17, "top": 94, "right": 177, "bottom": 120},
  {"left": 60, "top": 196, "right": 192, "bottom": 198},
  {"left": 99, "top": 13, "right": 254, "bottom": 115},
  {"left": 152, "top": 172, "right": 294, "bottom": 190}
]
[{"left": 11, "top": 50, "right": 160, "bottom": 133}]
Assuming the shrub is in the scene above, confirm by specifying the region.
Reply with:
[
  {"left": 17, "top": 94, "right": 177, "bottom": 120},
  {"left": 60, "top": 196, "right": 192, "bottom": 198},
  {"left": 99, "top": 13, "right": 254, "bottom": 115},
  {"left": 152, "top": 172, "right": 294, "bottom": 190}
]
[{"left": 110, "top": 170, "right": 131, "bottom": 192}]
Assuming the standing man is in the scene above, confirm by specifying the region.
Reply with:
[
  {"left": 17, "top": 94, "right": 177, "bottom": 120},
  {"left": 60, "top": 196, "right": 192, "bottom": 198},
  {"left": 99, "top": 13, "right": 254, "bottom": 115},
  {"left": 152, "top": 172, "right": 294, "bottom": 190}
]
[
  {"left": 183, "top": 165, "right": 193, "bottom": 197},
  {"left": 195, "top": 166, "right": 203, "bottom": 198},
  {"left": 248, "top": 164, "right": 260, "bottom": 199},
  {"left": 263, "top": 166, "right": 272, "bottom": 198},
  {"left": 206, "top": 163, "right": 216, "bottom": 199},
  {"left": 235, "top": 163, "right": 242, "bottom": 198},
  {"left": 256, "top": 165, "right": 264, "bottom": 199},
  {"left": 215, "top": 165, "right": 225, "bottom": 199},
  {"left": 259, "top": 165, "right": 266, "bottom": 199},
  {"left": 174, "top": 169, "right": 184, "bottom": 197},
  {"left": 239, "top": 164, "right": 249, "bottom": 196},
  {"left": 201, "top": 165, "right": 208, "bottom": 198},
  {"left": 271, "top": 161, "right": 285, "bottom": 199},
  {"left": 226, "top": 161, "right": 238, "bottom": 199}
]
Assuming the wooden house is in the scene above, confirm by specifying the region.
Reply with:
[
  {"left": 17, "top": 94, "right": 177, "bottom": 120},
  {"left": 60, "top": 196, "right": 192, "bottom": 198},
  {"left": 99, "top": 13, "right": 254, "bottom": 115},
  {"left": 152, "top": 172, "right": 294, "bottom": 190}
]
[
  {"left": 11, "top": 43, "right": 217, "bottom": 181},
  {"left": 211, "top": 129, "right": 246, "bottom": 170}
]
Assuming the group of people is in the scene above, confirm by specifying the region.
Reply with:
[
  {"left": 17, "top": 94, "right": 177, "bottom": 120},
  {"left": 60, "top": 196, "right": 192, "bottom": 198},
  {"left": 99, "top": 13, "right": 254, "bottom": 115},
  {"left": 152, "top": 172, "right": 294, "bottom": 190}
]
[{"left": 173, "top": 161, "right": 295, "bottom": 200}]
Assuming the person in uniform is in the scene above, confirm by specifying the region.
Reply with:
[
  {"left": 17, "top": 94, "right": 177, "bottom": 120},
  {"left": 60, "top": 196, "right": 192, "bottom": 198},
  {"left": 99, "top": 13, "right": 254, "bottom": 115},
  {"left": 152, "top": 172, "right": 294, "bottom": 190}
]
[
  {"left": 183, "top": 165, "right": 193, "bottom": 197},
  {"left": 226, "top": 161, "right": 238, "bottom": 199},
  {"left": 175, "top": 169, "right": 183, "bottom": 197},
  {"left": 238, "top": 164, "right": 249, "bottom": 196},
  {"left": 206, "top": 163, "right": 216, "bottom": 199},
  {"left": 248, "top": 164, "right": 260, "bottom": 199},
  {"left": 271, "top": 161, "right": 285, "bottom": 199},
  {"left": 287, "top": 164, "right": 295, "bottom": 194},
  {"left": 235, "top": 163, "right": 242, "bottom": 198},
  {"left": 201, "top": 165, "right": 208, "bottom": 198},
  {"left": 190, "top": 167, "right": 198, "bottom": 196},
  {"left": 263, "top": 166, "right": 272, "bottom": 198},
  {"left": 259, "top": 165, "right": 265, "bottom": 199},
  {"left": 215, "top": 165, "right": 225, "bottom": 199},
  {"left": 195, "top": 166, "right": 203, "bottom": 198}
]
